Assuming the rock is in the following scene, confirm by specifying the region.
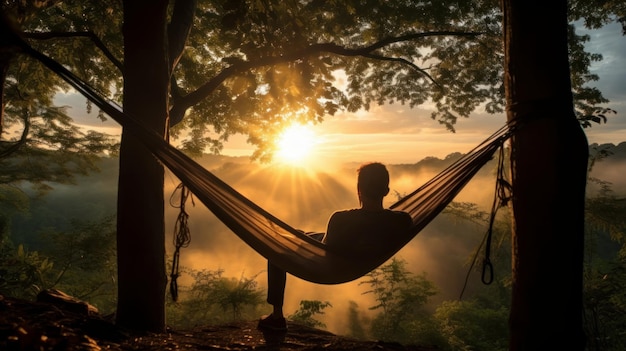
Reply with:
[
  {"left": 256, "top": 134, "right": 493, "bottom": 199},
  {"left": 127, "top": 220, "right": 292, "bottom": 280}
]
[{"left": 36, "top": 289, "right": 99, "bottom": 316}]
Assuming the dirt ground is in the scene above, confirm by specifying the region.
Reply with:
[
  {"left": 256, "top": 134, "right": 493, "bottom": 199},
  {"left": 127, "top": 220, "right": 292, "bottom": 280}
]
[{"left": 0, "top": 293, "right": 438, "bottom": 351}]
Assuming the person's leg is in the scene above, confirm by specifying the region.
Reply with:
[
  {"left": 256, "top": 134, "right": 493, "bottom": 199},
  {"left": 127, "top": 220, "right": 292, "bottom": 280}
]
[
  {"left": 259, "top": 261, "right": 288, "bottom": 331},
  {"left": 265, "top": 232, "right": 321, "bottom": 316},
  {"left": 266, "top": 261, "right": 286, "bottom": 318}
]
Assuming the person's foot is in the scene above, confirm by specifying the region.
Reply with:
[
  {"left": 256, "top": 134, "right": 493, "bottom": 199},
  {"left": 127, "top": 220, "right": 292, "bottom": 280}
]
[{"left": 257, "top": 314, "right": 287, "bottom": 332}]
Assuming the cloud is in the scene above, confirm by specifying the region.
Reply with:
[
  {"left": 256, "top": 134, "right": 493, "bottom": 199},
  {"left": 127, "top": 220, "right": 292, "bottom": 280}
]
[
  {"left": 580, "top": 23, "right": 626, "bottom": 101},
  {"left": 54, "top": 91, "right": 121, "bottom": 129}
]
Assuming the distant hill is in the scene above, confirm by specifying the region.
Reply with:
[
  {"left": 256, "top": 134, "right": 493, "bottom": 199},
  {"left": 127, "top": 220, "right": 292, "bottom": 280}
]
[{"left": 590, "top": 141, "right": 626, "bottom": 160}]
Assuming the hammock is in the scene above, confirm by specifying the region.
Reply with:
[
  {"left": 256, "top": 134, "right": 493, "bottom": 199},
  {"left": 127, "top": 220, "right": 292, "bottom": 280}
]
[{"left": 14, "top": 30, "right": 514, "bottom": 284}]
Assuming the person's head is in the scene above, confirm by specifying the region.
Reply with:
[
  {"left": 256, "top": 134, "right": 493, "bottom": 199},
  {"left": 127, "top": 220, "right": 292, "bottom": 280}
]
[{"left": 357, "top": 162, "right": 390, "bottom": 203}]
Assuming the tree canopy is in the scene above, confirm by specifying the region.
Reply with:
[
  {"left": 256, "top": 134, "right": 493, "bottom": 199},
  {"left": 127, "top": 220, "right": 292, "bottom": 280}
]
[{"left": 2, "top": 0, "right": 617, "bottom": 162}]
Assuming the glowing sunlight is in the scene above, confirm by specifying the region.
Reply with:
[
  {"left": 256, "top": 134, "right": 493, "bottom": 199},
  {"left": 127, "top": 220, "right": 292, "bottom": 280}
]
[{"left": 275, "top": 124, "right": 317, "bottom": 165}]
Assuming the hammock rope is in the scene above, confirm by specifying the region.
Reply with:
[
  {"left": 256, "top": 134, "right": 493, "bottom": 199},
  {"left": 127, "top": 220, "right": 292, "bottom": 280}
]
[
  {"left": 169, "top": 183, "right": 193, "bottom": 301},
  {"left": 11, "top": 28, "right": 519, "bottom": 285}
]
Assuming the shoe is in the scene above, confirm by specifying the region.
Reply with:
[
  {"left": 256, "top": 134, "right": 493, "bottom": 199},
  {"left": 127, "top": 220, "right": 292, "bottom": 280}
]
[{"left": 257, "top": 314, "right": 287, "bottom": 332}]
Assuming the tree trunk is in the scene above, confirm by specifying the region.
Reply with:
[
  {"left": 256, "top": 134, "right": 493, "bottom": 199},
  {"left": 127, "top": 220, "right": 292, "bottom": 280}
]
[
  {"left": 0, "top": 56, "right": 9, "bottom": 137},
  {"left": 115, "top": 0, "right": 169, "bottom": 332},
  {"left": 503, "top": 0, "right": 588, "bottom": 349}
]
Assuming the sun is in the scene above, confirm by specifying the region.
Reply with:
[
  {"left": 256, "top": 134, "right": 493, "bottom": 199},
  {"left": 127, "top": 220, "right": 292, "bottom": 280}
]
[{"left": 275, "top": 124, "right": 317, "bottom": 165}]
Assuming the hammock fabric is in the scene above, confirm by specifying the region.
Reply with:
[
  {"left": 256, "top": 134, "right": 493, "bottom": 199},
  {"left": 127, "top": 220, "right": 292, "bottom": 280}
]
[{"left": 14, "top": 30, "right": 514, "bottom": 285}]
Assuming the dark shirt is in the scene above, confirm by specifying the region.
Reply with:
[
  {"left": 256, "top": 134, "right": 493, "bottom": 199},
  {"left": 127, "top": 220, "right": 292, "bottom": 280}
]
[{"left": 321, "top": 209, "right": 412, "bottom": 253}]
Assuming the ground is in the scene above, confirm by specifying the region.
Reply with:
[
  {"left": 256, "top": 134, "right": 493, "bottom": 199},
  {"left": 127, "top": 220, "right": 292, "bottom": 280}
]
[{"left": 0, "top": 292, "right": 438, "bottom": 351}]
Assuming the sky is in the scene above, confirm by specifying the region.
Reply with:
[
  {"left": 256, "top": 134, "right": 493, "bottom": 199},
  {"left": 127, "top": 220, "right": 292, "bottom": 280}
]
[{"left": 55, "top": 22, "right": 626, "bottom": 170}]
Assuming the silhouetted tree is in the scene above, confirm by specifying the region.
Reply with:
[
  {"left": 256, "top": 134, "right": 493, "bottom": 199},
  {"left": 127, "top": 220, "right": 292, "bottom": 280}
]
[{"left": 502, "top": 0, "right": 588, "bottom": 349}]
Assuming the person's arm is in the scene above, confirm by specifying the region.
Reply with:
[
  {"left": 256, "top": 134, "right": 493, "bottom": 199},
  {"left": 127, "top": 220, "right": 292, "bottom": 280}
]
[{"left": 322, "top": 212, "right": 353, "bottom": 250}]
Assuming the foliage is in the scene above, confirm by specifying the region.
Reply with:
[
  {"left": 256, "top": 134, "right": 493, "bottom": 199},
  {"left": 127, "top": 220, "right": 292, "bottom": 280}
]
[
  {"left": 577, "top": 108, "right": 617, "bottom": 129},
  {"left": 162, "top": 0, "right": 505, "bottom": 160},
  {"left": 582, "top": 178, "right": 626, "bottom": 351},
  {"left": 4, "top": 1, "right": 617, "bottom": 163},
  {"left": 443, "top": 201, "right": 491, "bottom": 225},
  {"left": 0, "top": 52, "right": 119, "bottom": 241},
  {"left": 2, "top": 0, "right": 124, "bottom": 108},
  {"left": 585, "top": 178, "right": 626, "bottom": 258},
  {"left": 345, "top": 300, "right": 369, "bottom": 340},
  {"left": 0, "top": 243, "right": 53, "bottom": 299},
  {"left": 360, "top": 257, "right": 442, "bottom": 346},
  {"left": 0, "top": 215, "right": 117, "bottom": 312},
  {"left": 0, "top": 184, "right": 30, "bottom": 215},
  {"left": 1, "top": 51, "right": 119, "bottom": 192},
  {"left": 434, "top": 299, "right": 509, "bottom": 351},
  {"left": 569, "top": 0, "right": 626, "bottom": 34},
  {"left": 1, "top": 2, "right": 120, "bottom": 236},
  {"left": 582, "top": 258, "right": 626, "bottom": 351},
  {"left": 37, "top": 215, "right": 118, "bottom": 313},
  {"left": 166, "top": 268, "right": 265, "bottom": 328},
  {"left": 288, "top": 300, "right": 332, "bottom": 329},
  {"left": 0, "top": 183, "right": 30, "bottom": 249}
]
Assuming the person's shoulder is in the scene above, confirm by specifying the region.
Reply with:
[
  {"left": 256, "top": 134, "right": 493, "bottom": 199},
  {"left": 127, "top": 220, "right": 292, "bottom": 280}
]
[
  {"left": 328, "top": 209, "right": 359, "bottom": 220},
  {"left": 332, "top": 209, "right": 360, "bottom": 216}
]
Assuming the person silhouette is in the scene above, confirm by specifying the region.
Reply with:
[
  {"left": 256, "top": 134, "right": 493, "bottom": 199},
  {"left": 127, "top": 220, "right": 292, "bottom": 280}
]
[{"left": 257, "top": 162, "right": 412, "bottom": 331}]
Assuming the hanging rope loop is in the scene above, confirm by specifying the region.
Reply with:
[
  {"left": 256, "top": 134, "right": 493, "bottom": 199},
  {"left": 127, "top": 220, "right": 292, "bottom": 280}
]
[
  {"left": 460, "top": 141, "right": 512, "bottom": 299},
  {"left": 480, "top": 144, "right": 512, "bottom": 285},
  {"left": 169, "top": 183, "right": 193, "bottom": 302},
  {"left": 481, "top": 257, "right": 494, "bottom": 285}
]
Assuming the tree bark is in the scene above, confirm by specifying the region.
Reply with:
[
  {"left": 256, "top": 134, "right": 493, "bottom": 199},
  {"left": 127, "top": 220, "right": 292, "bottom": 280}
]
[
  {"left": 503, "top": 0, "right": 588, "bottom": 349},
  {"left": 115, "top": 0, "right": 169, "bottom": 332}
]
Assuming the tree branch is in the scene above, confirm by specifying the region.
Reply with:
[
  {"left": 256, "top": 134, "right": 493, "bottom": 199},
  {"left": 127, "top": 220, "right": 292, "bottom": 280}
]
[
  {"left": 169, "top": 30, "right": 482, "bottom": 123},
  {"left": 361, "top": 52, "right": 439, "bottom": 87},
  {"left": 22, "top": 30, "right": 123, "bottom": 72},
  {"left": 0, "top": 109, "right": 30, "bottom": 159},
  {"left": 358, "top": 31, "right": 483, "bottom": 52},
  {"left": 167, "top": 0, "right": 198, "bottom": 127},
  {"left": 168, "top": 0, "right": 197, "bottom": 71}
]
